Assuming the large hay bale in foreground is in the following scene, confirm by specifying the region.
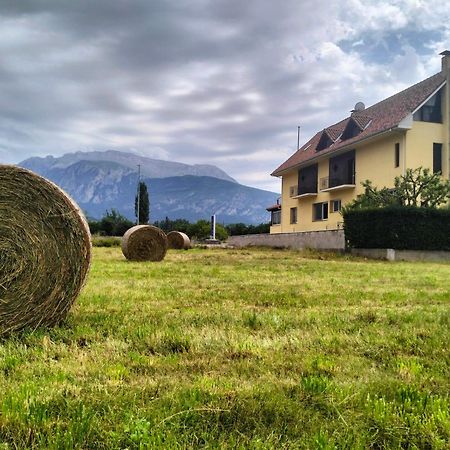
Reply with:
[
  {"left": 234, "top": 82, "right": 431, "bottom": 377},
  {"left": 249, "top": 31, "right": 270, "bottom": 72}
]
[
  {"left": 167, "top": 231, "right": 191, "bottom": 250},
  {"left": 0, "top": 165, "right": 92, "bottom": 336},
  {"left": 121, "top": 225, "right": 168, "bottom": 261}
]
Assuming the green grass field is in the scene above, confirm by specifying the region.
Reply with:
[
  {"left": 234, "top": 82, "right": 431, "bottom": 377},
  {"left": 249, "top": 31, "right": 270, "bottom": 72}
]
[{"left": 1, "top": 247, "right": 449, "bottom": 449}]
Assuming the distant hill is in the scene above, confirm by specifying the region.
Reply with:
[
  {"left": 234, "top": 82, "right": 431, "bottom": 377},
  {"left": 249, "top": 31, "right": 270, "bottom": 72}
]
[
  {"left": 19, "top": 151, "right": 278, "bottom": 224},
  {"left": 21, "top": 150, "right": 237, "bottom": 183}
]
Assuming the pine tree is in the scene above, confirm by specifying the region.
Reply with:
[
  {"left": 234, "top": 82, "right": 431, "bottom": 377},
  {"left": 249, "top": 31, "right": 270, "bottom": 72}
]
[{"left": 135, "top": 181, "right": 150, "bottom": 224}]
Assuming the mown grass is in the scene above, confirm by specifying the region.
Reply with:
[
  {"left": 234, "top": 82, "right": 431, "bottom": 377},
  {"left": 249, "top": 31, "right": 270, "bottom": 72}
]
[{"left": 0, "top": 247, "right": 449, "bottom": 449}]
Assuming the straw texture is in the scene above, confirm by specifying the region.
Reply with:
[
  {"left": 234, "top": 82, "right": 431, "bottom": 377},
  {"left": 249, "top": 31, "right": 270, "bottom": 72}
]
[
  {"left": 121, "top": 225, "right": 168, "bottom": 261},
  {"left": 167, "top": 231, "right": 191, "bottom": 250},
  {"left": 0, "top": 165, "right": 92, "bottom": 336}
]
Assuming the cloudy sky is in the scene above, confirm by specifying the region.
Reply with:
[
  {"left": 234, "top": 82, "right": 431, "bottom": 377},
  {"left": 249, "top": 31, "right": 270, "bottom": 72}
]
[{"left": 1, "top": 0, "right": 450, "bottom": 192}]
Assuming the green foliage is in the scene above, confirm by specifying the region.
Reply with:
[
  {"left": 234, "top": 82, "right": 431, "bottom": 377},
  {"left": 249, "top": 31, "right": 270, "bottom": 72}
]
[
  {"left": 153, "top": 217, "right": 191, "bottom": 234},
  {"left": 155, "top": 217, "right": 270, "bottom": 240},
  {"left": 225, "top": 222, "right": 270, "bottom": 235},
  {"left": 394, "top": 167, "right": 450, "bottom": 207},
  {"left": 342, "top": 180, "right": 401, "bottom": 212},
  {"left": 88, "top": 209, "right": 133, "bottom": 236},
  {"left": 0, "top": 247, "right": 449, "bottom": 448},
  {"left": 135, "top": 181, "right": 150, "bottom": 224},
  {"left": 91, "top": 236, "right": 122, "bottom": 247},
  {"left": 342, "top": 168, "right": 450, "bottom": 250},
  {"left": 343, "top": 206, "right": 450, "bottom": 250},
  {"left": 188, "top": 219, "right": 228, "bottom": 241},
  {"left": 153, "top": 217, "right": 229, "bottom": 241},
  {"left": 344, "top": 167, "right": 450, "bottom": 212}
]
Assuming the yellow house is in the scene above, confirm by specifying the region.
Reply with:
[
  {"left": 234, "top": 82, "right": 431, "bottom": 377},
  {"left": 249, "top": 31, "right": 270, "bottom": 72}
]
[{"left": 270, "top": 51, "right": 450, "bottom": 234}]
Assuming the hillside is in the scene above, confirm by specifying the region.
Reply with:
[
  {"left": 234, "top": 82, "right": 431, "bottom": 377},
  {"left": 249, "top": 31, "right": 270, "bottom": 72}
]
[{"left": 19, "top": 151, "right": 278, "bottom": 224}]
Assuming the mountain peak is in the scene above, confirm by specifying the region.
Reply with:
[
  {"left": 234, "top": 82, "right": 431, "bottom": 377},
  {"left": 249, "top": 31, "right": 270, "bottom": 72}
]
[
  {"left": 20, "top": 150, "right": 237, "bottom": 183},
  {"left": 18, "top": 150, "right": 278, "bottom": 224}
]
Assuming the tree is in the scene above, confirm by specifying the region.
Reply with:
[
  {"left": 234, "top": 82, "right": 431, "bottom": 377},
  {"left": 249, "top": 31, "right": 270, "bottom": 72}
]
[
  {"left": 342, "top": 180, "right": 401, "bottom": 211},
  {"left": 153, "top": 217, "right": 191, "bottom": 234},
  {"left": 88, "top": 209, "right": 133, "bottom": 236},
  {"left": 344, "top": 167, "right": 450, "bottom": 212},
  {"left": 394, "top": 167, "right": 450, "bottom": 208},
  {"left": 186, "top": 219, "right": 228, "bottom": 241},
  {"left": 135, "top": 181, "right": 150, "bottom": 224},
  {"left": 225, "top": 222, "right": 271, "bottom": 235}
]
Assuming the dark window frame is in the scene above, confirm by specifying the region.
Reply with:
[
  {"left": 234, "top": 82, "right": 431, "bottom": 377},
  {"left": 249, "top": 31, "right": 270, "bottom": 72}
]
[
  {"left": 433, "top": 143, "right": 442, "bottom": 174},
  {"left": 271, "top": 210, "right": 281, "bottom": 225},
  {"left": 413, "top": 89, "right": 442, "bottom": 123},
  {"left": 290, "top": 207, "right": 298, "bottom": 224},
  {"left": 395, "top": 143, "right": 400, "bottom": 168},
  {"left": 316, "top": 132, "right": 333, "bottom": 152},
  {"left": 341, "top": 118, "right": 362, "bottom": 141},
  {"left": 298, "top": 164, "right": 318, "bottom": 195},
  {"left": 328, "top": 150, "right": 356, "bottom": 187},
  {"left": 330, "top": 199, "right": 341, "bottom": 213},
  {"left": 313, "top": 202, "right": 329, "bottom": 221}
]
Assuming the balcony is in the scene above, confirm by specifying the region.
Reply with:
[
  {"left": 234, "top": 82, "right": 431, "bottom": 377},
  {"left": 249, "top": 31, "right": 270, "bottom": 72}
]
[
  {"left": 320, "top": 173, "right": 356, "bottom": 192},
  {"left": 292, "top": 183, "right": 317, "bottom": 198},
  {"left": 289, "top": 186, "right": 298, "bottom": 197}
]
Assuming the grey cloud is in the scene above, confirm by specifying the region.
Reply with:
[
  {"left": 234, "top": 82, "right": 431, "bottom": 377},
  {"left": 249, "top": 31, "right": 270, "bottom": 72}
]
[{"left": 0, "top": 0, "right": 449, "bottom": 191}]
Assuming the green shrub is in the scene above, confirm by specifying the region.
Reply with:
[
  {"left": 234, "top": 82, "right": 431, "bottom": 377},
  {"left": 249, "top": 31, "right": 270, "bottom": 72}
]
[
  {"left": 88, "top": 209, "right": 134, "bottom": 236},
  {"left": 92, "top": 236, "right": 122, "bottom": 247},
  {"left": 343, "top": 206, "right": 450, "bottom": 250}
]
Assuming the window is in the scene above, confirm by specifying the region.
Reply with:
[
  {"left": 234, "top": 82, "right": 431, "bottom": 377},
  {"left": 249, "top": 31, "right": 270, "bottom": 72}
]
[
  {"left": 328, "top": 150, "right": 355, "bottom": 187},
  {"left": 413, "top": 89, "right": 442, "bottom": 123},
  {"left": 341, "top": 118, "right": 362, "bottom": 141},
  {"left": 395, "top": 143, "right": 400, "bottom": 168},
  {"left": 290, "top": 207, "right": 298, "bottom": 224},
  {"left": 433, "top": 143, "right": 442, "bottom": 174},
  {"left": 316, "top": 132, "right": 333, "bottom": 151},
  {"left": 271, "top": 210, "right": 281, "bottom": 225},
  {"left": 330, "top": 199, "right": 341, "bottom": 213},
  {"left": 298, "top": 164, "right": 318, "bottom": 194},
  {"left": 313, "top": 202, "right": 328, "bottom": 221}
]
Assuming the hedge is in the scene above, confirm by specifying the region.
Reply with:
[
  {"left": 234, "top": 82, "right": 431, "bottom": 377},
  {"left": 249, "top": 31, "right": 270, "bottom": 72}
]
[{"left": 343, "top": 206, "right": 450, "bottom": 250}]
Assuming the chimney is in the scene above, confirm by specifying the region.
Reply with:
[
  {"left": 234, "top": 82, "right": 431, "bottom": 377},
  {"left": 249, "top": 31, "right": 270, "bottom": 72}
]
[{"left": 440, "top": 50, "right": 450, "bottom": 73}]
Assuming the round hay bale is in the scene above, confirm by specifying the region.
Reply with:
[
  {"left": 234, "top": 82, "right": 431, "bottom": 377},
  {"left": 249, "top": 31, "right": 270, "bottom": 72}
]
[
  {"left": 0, "top": 165, "right": 92, "bottom": 336},
  {"left": 167, "top": 231, "right": 191, "bottom": 250},
  {"left": 121, "top": 225, "right": 168, "bottom": 261}
]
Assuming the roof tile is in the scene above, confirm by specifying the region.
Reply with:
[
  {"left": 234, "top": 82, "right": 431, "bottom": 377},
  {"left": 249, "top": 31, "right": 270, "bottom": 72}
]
[{"left": 272, "top": 71, "right": 445, "bottom": 176}]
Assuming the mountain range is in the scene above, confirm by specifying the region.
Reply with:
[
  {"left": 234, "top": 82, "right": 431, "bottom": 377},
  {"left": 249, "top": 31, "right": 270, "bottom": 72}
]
[{"left": 19, "top": 151, "right": 279, "bottom": 224}]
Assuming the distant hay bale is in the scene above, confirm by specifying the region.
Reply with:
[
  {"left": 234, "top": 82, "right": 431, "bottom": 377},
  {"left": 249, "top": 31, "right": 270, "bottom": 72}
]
[
  {"left": 167, "top": 231, "right": 191, "bottom": 250},
  {"left": 0, "top": 165, "right": 92, "bottom": 336},
  {"left": 121, "top": 225, "right": 168, "bottom": 261}
]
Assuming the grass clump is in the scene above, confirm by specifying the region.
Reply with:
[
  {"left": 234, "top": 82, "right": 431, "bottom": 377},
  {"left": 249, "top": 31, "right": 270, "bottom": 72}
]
[
  {"left": 91, "top": 235, "right": 122, "bottom": 247},
  {"left": 0, "top": 247, "right": 449, "bottom": 448}
]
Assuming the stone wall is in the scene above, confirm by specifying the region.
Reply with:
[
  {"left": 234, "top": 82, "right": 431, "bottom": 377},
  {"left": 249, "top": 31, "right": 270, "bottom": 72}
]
[
  {"left": 227, "top": 230, "right": 345, "bottom": 251},
  {"left": 351, "top": 248, "right": 450, "bottom": 261}
]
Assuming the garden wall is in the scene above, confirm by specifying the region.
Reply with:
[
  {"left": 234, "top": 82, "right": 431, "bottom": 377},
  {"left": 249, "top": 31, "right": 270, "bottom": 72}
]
[
  {"left": 350, "top": 248, "right": 450, "bottom": 262},
  {"left": 227, "top": 230, "right": 345, "bottom": 251}
]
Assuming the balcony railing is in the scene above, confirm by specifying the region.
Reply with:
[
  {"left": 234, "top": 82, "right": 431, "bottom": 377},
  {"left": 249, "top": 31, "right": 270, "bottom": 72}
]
[
  {"left": 298, "top": 184, "right": 318, "bottom": 195},
  {"left": 320, "top": 177, "right": 329, "bottom": 190},
  {"left": 320, "top": 173, "right": 356, "bottom": 190}
]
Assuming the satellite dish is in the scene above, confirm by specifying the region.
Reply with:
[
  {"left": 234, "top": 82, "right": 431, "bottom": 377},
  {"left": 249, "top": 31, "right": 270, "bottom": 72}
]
[{"left": 354, "top": 102, "right": 365, "bottom": 111}]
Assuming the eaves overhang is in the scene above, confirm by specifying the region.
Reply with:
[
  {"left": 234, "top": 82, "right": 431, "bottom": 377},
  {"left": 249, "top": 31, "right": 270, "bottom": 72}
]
[{"left": 271, "top": 127, "right": 407, "bottom": 178}]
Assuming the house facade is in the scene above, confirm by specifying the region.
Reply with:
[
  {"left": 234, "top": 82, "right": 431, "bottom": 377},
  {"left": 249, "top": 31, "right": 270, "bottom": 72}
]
[{"left": 269, "top": 52, "right": 450, "bottom": 234}]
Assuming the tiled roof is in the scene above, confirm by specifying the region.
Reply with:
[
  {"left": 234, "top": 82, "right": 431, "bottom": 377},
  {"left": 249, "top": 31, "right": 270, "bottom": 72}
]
[
  {"left": 272, "top": 71, "right": 446, "bottom": 176},
  {"left": 352, "top": 114, "right": 372, "bottom": 130},
  {"left": 324, "top": 126, "right": 342, "bottom": 141},
  {"left": 266, "top": 203, "right": 281, "bottom": 211}
]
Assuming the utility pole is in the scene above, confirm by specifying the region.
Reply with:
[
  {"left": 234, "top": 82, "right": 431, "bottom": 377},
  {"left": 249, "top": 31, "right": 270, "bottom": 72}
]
[
  {"left": 297, "top": 126, "right": 301, "bottom": 150},
  {"left": 136, "top": 164, "right": 141, "bottom": 225}
]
